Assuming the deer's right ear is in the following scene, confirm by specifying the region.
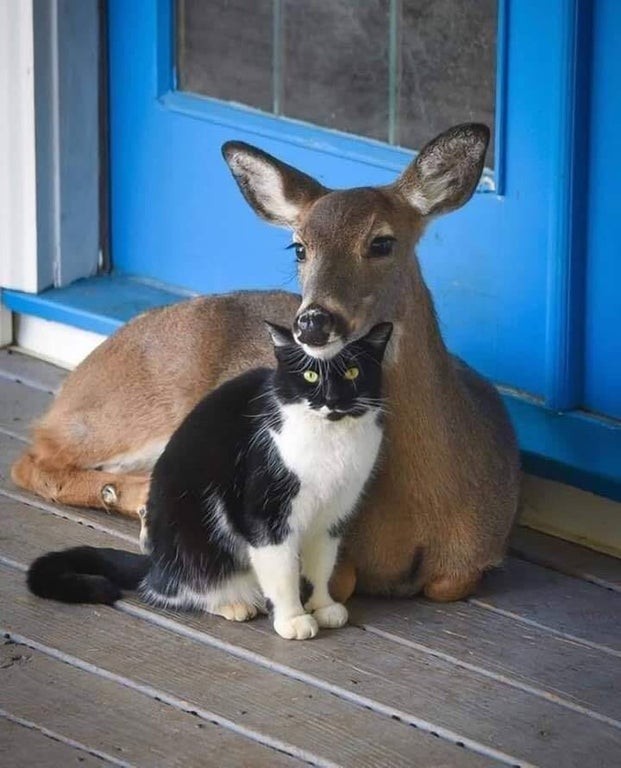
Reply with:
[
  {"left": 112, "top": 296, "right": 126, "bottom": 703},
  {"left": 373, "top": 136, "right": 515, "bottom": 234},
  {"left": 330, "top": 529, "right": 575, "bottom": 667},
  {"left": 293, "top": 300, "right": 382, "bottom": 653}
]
[
  {"left": 393, "top": 123, "right": 489, "bottom": 217},
  {"left": 222, "top": 142, "right": 327, "bottom": 228}
]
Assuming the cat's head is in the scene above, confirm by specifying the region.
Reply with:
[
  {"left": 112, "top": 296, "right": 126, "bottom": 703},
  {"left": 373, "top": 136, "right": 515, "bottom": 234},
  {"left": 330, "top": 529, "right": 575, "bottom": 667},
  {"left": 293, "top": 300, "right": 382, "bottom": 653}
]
[{"left": 266, "top": 322, "right": 393, "bottom": 421}]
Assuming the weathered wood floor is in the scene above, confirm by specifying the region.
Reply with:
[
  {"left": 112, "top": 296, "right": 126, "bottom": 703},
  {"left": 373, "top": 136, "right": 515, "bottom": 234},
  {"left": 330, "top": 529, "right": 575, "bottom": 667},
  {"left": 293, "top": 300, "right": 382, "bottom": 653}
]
[{"left": 0, "top": 348, "right": 620, "bottom": 768}]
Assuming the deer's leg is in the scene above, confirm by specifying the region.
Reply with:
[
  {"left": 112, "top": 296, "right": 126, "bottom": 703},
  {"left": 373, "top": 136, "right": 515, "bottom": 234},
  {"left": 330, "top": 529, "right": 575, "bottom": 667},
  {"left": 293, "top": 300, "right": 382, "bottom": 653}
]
[
  {"left": 11, "top": 452, "right": 149, "bottom": 518},
  {"left": 328, "top": 555, "right": 357, "bottom": 604},
  {"left": 423, "top": 572, "right": 481, "bottom": 602}
]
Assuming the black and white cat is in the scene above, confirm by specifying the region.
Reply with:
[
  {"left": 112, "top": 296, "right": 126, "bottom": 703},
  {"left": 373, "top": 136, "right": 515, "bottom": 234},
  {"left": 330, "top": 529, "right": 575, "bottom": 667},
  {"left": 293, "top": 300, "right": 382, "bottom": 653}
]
[{"left": 27, "top": 322, "right": 392, "bottom": 640}]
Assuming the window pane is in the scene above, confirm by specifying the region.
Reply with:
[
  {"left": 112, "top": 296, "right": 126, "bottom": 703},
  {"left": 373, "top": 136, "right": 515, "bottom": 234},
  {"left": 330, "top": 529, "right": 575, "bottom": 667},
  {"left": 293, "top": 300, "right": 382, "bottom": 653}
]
[
  {"left": 177, "top": 0, "right": 273, "bottom": 112},
  {"left": 176, "top": 0, "right": 496, "bottom": 162},
  {"left": 282, "top": 0, "right": 390, "bottom": 142},
  {"left": 398, "top": 0, "right": 497, "bottom": 160}
]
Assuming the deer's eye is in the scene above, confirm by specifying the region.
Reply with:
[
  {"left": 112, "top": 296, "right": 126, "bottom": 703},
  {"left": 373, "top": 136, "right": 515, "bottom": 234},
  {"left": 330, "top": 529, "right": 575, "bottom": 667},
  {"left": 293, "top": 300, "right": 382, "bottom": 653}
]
[
  {"left": 303, "top": 370, "right": 319, "bottom": 384},
  {"left": 343, "top": 367, "right": 359, "bottom": 381},
  {"left": 287, "top": 242, "right": 307, "bottom": 262},
  {"left": 369, "top": 236, "right": 396, "bottom": 257}
]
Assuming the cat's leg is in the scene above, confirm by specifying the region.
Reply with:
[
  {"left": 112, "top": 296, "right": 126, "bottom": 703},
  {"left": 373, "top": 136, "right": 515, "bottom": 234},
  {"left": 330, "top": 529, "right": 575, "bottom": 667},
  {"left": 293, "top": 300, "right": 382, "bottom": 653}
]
[
  {"left": 301, "top": 532, "right": 348, "bottom": 629},
  {"left": 249, "top": 543, "right": 318, "bottom": 640}
]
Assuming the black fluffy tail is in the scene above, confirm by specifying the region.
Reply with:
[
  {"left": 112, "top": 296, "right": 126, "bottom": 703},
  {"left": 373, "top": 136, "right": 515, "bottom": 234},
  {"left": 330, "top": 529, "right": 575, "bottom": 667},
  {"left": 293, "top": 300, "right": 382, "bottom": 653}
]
[{"left": 27, "top": 547, "right": 150, "bottom": 605}]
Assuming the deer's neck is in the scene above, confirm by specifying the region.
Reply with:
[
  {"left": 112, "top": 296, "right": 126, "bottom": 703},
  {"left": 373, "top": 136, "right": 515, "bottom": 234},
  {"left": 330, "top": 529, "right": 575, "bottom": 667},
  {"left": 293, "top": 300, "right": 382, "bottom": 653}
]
[{"left": 384, "top": 259, "right": 458, "bottom": 440}]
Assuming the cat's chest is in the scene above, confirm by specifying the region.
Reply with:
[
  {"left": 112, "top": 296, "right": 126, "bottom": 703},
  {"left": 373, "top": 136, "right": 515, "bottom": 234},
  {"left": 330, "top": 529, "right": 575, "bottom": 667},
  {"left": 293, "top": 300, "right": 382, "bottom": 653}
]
[{"left": 270, "top": 404, "right": 383, "bottom": 501}]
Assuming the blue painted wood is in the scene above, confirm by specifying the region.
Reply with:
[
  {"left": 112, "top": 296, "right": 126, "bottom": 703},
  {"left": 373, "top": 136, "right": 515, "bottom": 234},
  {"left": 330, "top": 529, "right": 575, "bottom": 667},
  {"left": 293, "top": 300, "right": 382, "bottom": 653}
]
[
  {"left": 543, "top": 0, "right": 590, "bottom": 411},
  {"left": 503, "top": 395, "right": 621, "bottom": 503},
  {"left": 108, "top": 0, "right": 583, "bottom": 398},
  {"left": 1, "top": 276, "right": 192, "bottom": 336},
  {"left": 583, "top": 0, "right": 621, "bottom": 421}
]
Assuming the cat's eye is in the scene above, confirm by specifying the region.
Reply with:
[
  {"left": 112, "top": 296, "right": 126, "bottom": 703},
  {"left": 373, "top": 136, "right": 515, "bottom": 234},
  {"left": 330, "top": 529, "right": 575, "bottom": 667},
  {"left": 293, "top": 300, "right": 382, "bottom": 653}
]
[
  {"left": 369, "top": 236, "right": 396, "bottom": 257},
  {"left": 343, "top": 367, "right": 359, "bottom": 381},
  {"left": 286, "top": 242, "right": 307, "bottom": 262},
  {"left": 303, "top": 370, "right": 319, "bottom": 383}
]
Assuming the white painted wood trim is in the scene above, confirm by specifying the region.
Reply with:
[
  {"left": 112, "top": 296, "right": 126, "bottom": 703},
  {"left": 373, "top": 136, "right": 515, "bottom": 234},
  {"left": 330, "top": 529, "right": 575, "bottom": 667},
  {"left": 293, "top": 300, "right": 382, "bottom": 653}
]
[
  {"left": 519, "top": 474, "right": 621, "bottom": 559},
  {"left": 0, "top": 1, "right": 100, "bottom": 295},
  {"left": 0, "top": 304, "right": 12, "bottom": 347},
  {"left": 0, "top": 0, "right": 39, "bottom": 292},
  {"left": 15, "top": 314, "right": 106, "bottom": 370}
]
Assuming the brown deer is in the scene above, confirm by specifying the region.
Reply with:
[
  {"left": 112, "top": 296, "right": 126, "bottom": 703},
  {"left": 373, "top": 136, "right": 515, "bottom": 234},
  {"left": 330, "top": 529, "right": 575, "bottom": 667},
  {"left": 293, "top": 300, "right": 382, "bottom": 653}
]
[{"left": 11, "top": 123, "right": 520, "bottom": 602}]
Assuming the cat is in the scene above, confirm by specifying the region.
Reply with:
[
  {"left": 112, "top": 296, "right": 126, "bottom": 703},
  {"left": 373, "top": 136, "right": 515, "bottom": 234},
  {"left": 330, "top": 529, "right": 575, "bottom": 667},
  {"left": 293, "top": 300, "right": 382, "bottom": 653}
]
[{"left": 27, "top": 321, "right": 392, "bottom": 640}]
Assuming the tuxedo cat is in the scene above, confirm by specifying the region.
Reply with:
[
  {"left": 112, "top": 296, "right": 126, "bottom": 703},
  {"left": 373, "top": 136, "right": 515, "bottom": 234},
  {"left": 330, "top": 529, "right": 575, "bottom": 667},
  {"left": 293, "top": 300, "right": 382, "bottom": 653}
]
[{"left": 27, "top": 322, "right": 392, "bottom": 640}]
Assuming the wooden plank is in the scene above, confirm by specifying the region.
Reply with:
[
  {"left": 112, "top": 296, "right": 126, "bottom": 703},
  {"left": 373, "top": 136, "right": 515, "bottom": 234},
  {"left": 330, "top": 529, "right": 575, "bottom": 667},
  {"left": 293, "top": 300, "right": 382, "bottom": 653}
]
[
  {"left": 348, "top": 595, "right": 621, "bottom": 722},
  {"left": 0, "top": 717, "right": 112, "bottom": 767},
  {"left": 476, "top": 556, "right": 621, "bottom": 652},
  {"left": 0, "top": 378, "right": 51, "bottom": 439},
  {"left": 510, "top": 525, "right": 621, "bottom": 591},
  {"left": 0, "top": 349, "right": 65, "bottom": 394},
  {"left": 0, "top": 640, "right": 301, "bottom": 768},
  {"left": 0, "top": 569, "right": 486, "bottom": 768},
  {"left": 3, "top": 505, "right": 621, "bottom": 768}
]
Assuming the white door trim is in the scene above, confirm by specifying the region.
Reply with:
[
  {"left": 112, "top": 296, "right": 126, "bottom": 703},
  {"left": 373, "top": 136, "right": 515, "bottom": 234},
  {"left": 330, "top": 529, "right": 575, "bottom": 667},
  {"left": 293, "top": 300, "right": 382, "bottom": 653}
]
[{"left": 0, "top": 0, "right": 39, "bottom": 293}]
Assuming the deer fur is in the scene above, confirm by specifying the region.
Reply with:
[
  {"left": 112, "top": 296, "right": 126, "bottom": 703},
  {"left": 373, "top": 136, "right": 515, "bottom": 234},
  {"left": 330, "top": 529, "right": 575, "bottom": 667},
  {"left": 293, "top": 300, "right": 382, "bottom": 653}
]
[{"left": 11, "top": 124, "right": 520, "bottom": 603}]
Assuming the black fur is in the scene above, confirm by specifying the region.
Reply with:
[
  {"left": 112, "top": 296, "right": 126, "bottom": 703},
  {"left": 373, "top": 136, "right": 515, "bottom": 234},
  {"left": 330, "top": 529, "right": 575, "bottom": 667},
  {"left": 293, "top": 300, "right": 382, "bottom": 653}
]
[
  {"left": 27, "top": 547, "right": 149, "bottom": 604},
  {"left": 26, "top": 323, "right": 392, "bottom": 609}
]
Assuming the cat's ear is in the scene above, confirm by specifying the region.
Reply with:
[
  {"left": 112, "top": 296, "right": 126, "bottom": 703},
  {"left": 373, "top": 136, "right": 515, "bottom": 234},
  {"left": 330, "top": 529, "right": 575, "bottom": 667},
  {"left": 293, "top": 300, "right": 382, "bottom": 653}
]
[
  {"left": 362, "top": 323, "right": 393, "bottom": 359},
  {"left": 265, "top": 321, "right": 295, "bottom": 348}
]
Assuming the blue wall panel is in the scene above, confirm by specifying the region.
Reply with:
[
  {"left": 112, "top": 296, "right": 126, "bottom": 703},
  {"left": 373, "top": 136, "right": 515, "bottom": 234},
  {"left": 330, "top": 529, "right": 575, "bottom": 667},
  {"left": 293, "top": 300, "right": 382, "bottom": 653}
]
[{"left": 583, "top": 0, "right": 621, "bottom": 420}]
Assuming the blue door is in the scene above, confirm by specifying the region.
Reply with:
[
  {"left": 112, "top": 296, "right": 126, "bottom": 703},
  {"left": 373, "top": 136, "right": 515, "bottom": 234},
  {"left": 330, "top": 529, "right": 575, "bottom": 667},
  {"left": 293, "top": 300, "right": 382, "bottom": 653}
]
[{"left": 108, "top": 0, "right": 621, "bottom": 497}]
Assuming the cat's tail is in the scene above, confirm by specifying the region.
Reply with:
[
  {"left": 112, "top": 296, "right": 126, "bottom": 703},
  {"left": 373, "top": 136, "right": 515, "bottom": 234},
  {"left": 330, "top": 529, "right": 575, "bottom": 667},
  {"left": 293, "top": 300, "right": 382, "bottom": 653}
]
[{"left": 27, "top": 546, "right": 149, "bottom": 605}]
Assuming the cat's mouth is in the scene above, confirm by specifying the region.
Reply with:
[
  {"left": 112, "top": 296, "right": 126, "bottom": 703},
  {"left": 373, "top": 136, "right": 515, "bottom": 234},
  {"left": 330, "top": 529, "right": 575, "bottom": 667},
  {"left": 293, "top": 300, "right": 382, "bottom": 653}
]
[
  {"left": 323, "top": 407, "right": 367, "bottom": 421},
  {"left": 326, "top": 411, "right": 347, "bottom": 421}
]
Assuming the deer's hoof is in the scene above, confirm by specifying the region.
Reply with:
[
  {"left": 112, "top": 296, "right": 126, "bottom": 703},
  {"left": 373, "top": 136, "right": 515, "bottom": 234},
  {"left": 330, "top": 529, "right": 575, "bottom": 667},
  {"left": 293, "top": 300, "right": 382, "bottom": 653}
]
[{"left": 101, "top": 483, "right": 118, "bottom": 508}]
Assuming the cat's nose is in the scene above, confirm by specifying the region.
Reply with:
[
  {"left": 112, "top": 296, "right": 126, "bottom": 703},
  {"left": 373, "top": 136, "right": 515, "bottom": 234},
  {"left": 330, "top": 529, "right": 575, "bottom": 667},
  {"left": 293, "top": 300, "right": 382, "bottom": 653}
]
[
  {"left": 294, "top": 304, "right": 334, "bottom": 346},
  {"left": 325, "top": 393, "right": 342, "bottom": 410}
]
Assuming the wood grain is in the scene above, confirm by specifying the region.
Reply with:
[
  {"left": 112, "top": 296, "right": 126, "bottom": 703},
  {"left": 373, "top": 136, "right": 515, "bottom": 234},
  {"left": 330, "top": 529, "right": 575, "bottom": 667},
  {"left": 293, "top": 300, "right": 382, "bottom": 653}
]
[
  {"left": 510, "top": 526, "right": 621, "bottom": 591},
  {"left": 0, "top": 349, "right": 65, "bottom": 394},
  {"left": 0, "top": 566, "right": 488, "bottom": 768},
  {"left": 0, "top": 641, "right": 301, "bottom": 768},
  {"left": 0, "top": 716, "right": 114, "bottom": 767},
  {"left": 3, "top": 504, "right": 621, "bottom": 768},
  {"left": 0, "top": 379, "right": 51, "bottom": 439}
]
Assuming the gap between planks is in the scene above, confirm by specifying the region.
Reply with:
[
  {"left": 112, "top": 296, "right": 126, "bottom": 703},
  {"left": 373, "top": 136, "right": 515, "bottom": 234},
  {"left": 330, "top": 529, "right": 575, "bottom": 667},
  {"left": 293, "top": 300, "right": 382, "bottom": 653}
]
[
  {"left": 0, "top": 558, "right": 525, "bottom": 768},
  {"left": 3, "top": 549, "right": 620, "bottom": 764},
  {"left": 0, "top": 561, "right": 511, "bottom": 768},
  {"left": 0, "top": 708, "right": 136, "bottom": 768},
  {"left": 1, "top": 627, "right": 339, "bottom": 768}
]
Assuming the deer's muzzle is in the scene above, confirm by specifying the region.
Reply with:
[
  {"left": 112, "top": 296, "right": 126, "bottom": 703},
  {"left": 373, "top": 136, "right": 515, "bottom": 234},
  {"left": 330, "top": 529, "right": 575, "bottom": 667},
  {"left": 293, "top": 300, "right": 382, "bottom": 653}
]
[{"left": 294, "top": 305, "right": 334, "bottom": 346}]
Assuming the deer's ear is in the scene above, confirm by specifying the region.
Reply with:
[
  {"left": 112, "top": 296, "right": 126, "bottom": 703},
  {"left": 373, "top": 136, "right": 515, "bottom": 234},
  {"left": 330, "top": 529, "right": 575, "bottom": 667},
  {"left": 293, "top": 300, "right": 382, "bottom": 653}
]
[
  {"left": 393, "top": 124, "right": 489, "bottom": 217},
  {"left": 222, "top": 142, "right": 327, "bottom": 228}
]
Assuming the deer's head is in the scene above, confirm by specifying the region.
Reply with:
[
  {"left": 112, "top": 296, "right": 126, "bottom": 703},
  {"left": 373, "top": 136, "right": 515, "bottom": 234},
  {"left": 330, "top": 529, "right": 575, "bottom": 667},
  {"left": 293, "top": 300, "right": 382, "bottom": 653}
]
[{"left": 223, "top": 124, "right": 489, "bottom": 359}]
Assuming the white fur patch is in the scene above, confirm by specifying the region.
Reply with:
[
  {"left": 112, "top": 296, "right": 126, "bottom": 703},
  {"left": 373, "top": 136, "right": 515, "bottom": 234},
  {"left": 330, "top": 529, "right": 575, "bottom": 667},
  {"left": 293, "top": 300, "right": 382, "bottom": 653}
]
[
  {"left": 298, "top": 337, "right": 345, "bottom": 360},
  {"left": 141, "top": 571, "right": 263, "bottom": 615},
  {"left": 270, "top": 403, "right": 383, "bottom": 536},
  {"left": 93, "top": 439, "right": 168, "bottom": 474}
]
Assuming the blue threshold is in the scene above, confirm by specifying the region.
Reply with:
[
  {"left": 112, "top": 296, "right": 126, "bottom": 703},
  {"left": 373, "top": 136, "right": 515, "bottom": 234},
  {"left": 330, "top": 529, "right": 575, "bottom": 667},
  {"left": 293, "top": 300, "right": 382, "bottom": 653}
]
[{"left": 3, "top": 275, "right": 621, "bottom": 502}]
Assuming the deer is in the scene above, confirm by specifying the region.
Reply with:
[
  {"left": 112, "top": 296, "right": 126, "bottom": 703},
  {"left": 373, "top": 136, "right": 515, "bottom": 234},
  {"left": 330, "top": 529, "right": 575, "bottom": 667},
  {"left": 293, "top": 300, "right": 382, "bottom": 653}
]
[{"left": 11, "top": 123, "right": 520, "bottom": 603}]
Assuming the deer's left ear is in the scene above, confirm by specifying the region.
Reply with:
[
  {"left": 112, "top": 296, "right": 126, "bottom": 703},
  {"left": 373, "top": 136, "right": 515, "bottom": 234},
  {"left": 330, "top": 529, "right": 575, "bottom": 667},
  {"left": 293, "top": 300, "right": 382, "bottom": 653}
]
[
  {"left": 392, "top": 123, "right": 489, "bottom": 217},
  {"left": 223, "top": 142, "right": 328, "bottom": 228}
]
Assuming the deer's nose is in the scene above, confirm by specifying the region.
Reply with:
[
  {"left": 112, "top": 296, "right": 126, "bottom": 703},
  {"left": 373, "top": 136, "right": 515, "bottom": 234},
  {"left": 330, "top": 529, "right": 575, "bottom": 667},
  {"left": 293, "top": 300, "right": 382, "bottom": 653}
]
[{"left": 294, "top": 305, "right": 334, "bottom": 346}]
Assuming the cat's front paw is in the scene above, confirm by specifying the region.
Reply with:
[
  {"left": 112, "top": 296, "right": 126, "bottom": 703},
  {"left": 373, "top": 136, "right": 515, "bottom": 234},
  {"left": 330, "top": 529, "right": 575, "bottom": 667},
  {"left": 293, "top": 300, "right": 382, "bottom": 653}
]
[
  {"left": 312, "top": 602, "right": 348, "bottom": 628},
  {"left": 217, "top": 602, "right": 258, "bottom": 622},
  {"left": 274, "top": 613, "right": 319, "bottom": 640}
]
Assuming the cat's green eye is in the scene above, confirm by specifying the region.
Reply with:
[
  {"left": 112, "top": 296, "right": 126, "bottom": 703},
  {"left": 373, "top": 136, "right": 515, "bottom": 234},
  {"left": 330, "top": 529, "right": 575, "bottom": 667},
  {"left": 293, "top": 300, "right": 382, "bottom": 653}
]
[
  {"left": 344, "top": 367, "right": 359, "bottom": 381},
  {"left": 303, "top": 370, "right": 319, "bottom": 384}
]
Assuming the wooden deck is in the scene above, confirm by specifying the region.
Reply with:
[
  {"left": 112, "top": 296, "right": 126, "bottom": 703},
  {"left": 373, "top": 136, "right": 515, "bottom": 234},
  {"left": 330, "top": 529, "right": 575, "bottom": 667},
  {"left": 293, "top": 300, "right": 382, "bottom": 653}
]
[{"left": 0, "top": 348, "right": 620, "bottom": 768}]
